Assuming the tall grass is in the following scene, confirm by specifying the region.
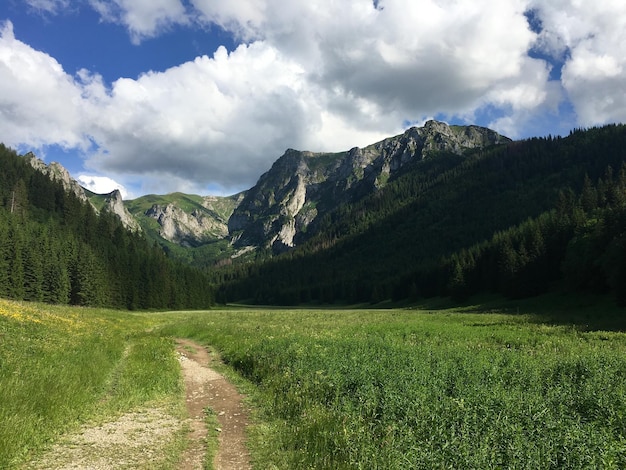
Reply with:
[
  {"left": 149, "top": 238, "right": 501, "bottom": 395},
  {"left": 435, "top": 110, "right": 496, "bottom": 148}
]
[
  {"left": 160, "top": 306, "right": 626, "bottom": 469},
  {"left": 4, "top": 297, "right": 626, "bottom": 469},
  {"left": 0, "top": 299, "right": 182, "bottom": 468}
]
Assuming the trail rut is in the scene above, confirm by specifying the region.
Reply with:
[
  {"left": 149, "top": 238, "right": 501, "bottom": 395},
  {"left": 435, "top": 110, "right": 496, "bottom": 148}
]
[
  {"left": 24, "top": 339, "right": 251, "bottom": 470},
  {"left": 176, "top": 338, "right": 251, "bottom": 470}
]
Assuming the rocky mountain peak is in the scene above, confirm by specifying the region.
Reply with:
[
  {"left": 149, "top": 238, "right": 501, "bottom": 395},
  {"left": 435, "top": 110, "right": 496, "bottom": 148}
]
[
  {"left": 228, "top": 121, "right": 510, "bottom": 252},
  {"left": 103, "top": 190, "right": 141, "bottom": 232},
  {"left": 19, "top": 121, "right": 510, "bottom": 259},
  {"left": 25, "top": 153, "right": 88, "bottom": 202},
  {"left": 25, "top": 151, "right": 142, "bottom": 232}
]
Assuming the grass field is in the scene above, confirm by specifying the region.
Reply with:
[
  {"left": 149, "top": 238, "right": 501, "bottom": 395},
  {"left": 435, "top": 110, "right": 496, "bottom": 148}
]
[
  {"left": 0, "top": 299, "right": 185, "bottom": 469},
  {"left": 2, "top": 295, "right": 626, "bottom": 469}
]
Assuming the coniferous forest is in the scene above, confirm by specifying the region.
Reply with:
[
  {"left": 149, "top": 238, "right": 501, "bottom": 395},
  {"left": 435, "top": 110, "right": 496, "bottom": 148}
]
[
  {"left": 0, "top": 144, "right": 213, "bottom": 309},
  {"left": 214, "top": 125, "right": 626, "bottom": 307},
  {"left": 2, "top": 125, "right": 626, "bottom": 310}
]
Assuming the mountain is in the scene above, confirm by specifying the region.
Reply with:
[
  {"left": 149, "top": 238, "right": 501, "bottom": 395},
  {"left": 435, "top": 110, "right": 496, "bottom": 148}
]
[
  {"left": 26, "top": 154, "right": 142, "bottom": 232},
  {"left": 229, "top": 120, "right": 509, "bottom": 252},
  {"left": 216, "top": 124, "right": 626, "bottom": 306},
  {"left": 24, "top": 154, "right": 243, "bottom": 261},
  {"left": 25, "top": 152, "right": 89, "bottom": 203},
  {"left": 0, "top": 144, "right": 214, "bottom": 309},
  {"left": 125, "top": 192, "right": 243, "bottom": 248},
  {"left": 23, "top": 120, "right": 508, "bottom": 266},
  {"left": 14, "top": 122, "right": 626, "bottom": 308}
]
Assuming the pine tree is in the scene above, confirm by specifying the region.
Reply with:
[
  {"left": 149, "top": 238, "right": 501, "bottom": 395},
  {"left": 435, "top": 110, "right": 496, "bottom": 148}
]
[
  {"left": 23, "top": 230, "right": 44, "bottom": 302},
  {"left": 9, "top": 179, "right": 29, "bottom": 219},
  {"left": 0, "top": 211, "right": 10, "bottom": 297},
  {"left": 7, "top": 219, "right": 26, "bottom": 300},
  {"left": 580, "top": 174, "right": 598, "bottom": 213},
  {"left": 448, "top": 257, "right": 469, "bottom": 302}
]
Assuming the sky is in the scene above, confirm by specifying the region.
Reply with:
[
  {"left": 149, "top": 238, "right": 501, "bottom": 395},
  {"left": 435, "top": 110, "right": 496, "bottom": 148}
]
[{"left": 0, "top": 1, "right": 625, "bottom": 199}]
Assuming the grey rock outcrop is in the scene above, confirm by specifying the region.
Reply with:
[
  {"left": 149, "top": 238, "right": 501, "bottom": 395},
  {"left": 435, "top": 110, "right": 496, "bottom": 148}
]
[
  {"left": 146, "top": 203, "right": 229, "bottom": 247},
  {"left": 103, "top": 190, "right": 141, "bottom": 232},
  {"left": 25, "top": 153, "right": 88, "bottom": 203},
  {"left": 228, "top": 120, "right": 509, "bottom": 251}
]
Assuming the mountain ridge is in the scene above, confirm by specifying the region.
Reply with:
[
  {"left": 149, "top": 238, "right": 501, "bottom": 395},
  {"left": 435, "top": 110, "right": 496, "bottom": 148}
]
[
  {"left": 8, "top": 123, "right": 626, "bottom": 306},
  {"left": 24, "top": 120, "right": 509, "bottom": 264},
  {"left": 215, "top": 124, "right": 626, "bottom": 305},
  {"left": 228, "top": 120, "right": 510, "bottom": 252}
]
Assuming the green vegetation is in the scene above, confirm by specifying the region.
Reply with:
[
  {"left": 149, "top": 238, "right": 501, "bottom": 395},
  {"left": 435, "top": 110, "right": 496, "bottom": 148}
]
[
  {"left": 160, "top": 299, "right": 626, "bottom": 469},
  {"left": 84, "top": 190, "right": 109, "bottom": 212},
  {"left": 0, "top": 144, "right": 214, "bottom": 309},
  {"left": 124, "top": 191, "right": 240, "bottom": 268},
  {"left": 126, "top": 193, "right": 206, "bottom": 214},
  {"left": 0, "top": 298, "right": 184, "bottom": 468},
  {"left": 216, "top": 125, "right": 626, "bottom": 306},
  {"left": 3, "top": 297, "right": 626, "bottom": 469},
  {"left": 4, "top": 124, "right": 626, "bottom": 466}
]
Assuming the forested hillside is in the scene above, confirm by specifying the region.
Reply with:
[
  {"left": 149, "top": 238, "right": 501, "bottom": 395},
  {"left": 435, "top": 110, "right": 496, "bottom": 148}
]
[
  {"left": 0, "top": 144, "right": 213, "bottom": 309},
  {"left": 3, "top": 125, "right": 625, "bottom": 310},
  {"left": 215, "top": 125, "right": 626, "bottom": 306}
]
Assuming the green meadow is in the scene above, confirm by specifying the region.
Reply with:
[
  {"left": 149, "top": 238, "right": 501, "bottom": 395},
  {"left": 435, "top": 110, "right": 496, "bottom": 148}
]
[
  {"left": 0, "top": 299, "right": 184, "bottom": 469},
  {"left": 2, "top": 296, "right": 626, "bottom": 469}
]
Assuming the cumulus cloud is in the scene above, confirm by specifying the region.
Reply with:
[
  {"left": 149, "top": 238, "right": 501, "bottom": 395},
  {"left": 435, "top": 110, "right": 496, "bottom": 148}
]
[
  {"left": 0, "top": 21, "right": 89, "bottom": 149},
  {"left": 191, "top": 0, "right": 548, "bottom": 120},
  {"left": 88, "top": 0, "right": 189, "bottom": 44},
  {"left": 82, "top": 42, "right": 397, "bottom": 194},
  {"left": 2, "top": 1, "right": 625, "bottom": 195},
  {"left": 530, "top": 0, "right": 626, "bottom": 126},
  {"left": 77, "top": 174, "right": 129, "bottom": 199}
]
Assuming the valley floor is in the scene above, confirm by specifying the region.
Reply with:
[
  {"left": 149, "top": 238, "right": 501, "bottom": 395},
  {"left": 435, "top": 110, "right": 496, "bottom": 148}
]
[{"left": 3, "top": 295, "right": 626, "bottom": 469}]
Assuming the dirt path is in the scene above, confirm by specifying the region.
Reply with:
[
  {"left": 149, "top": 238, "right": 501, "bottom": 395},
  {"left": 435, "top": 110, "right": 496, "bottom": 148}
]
[
  {"left": 24, "top": 340, "right": 251, "bottom": 470},
  {"left": 176, "top": 338, "right": 251, "bottom": 470}
]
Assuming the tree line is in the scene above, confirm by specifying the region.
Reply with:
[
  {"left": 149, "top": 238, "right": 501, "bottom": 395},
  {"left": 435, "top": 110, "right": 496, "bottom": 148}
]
[
  {"left": 3, "top": 124, "right": 625, "bottom": 310},
  {"left": 0, "top": 144, "right": 213, "bottom": 309}
]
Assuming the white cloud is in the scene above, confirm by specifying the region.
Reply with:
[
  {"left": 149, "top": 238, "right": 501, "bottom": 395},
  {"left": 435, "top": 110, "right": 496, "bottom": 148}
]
[
  {"left": 3, "top": 1, "right": 626, "bottom": 195},
  {"left": 77, "top": 174, "right": 129, "bottom": 199},
  {"left": 83, "top": 42, "right": 397, "bottom": 192},
  {"left": 0, "top": 21, "right": 89, "bottom": 149},
  {"left": 189, "top": 0, "right": 547, "bottom": 119},
  {"left": 88, "top": 0, "right": 189, "bottom": 44},
  {"left": 530, "top": 0, "right": 626, "bottom": 126}
]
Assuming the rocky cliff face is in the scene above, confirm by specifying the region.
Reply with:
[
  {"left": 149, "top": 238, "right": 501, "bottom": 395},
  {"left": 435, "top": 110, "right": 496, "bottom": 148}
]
[
  {"left": 26, "top": 153, "right": 141, "bottom": 232},
  {"left": 22, "top": 121, "right": 509, "bottom": 255},
  {"left": 145, "top": 203, "right": 229, "bottom": 246},
  {"left": 103, "top": 190, "right": 141, "bottom": 232},
  {"left": 228, "top": 120, "right": 510, "bottom": 251},
  {"left": 141, "top": 193, "right": 246, "bottom": 247},
  {"left": 26, "top": 153, "right": 89, "bottom": 203}
]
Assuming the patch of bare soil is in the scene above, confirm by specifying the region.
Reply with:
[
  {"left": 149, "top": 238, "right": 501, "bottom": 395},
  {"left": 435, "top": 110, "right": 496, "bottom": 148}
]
[
  {"left": 176, "top": 338, "right": 251, "bottom": 470},
  {"left": 24, "top": 408, "right": 182, "bottom": 470},
  {"left": 25, "top": 340, "right": 251, "bottom": 470}
]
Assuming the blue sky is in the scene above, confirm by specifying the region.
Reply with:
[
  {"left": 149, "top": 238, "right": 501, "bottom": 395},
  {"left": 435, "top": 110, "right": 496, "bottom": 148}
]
[{"left": 0, "top": 1, "right": 625, "bottom": 198}]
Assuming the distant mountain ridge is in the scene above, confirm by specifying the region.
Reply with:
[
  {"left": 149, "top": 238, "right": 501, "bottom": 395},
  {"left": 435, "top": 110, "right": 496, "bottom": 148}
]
[
  {"left": 25, "top": 120, "right": 509, "bottom": 262},
  {"left": 26, "top": 153, "right": 141, "bottom": 232},
  {"left": 125, "top": 192, "right": 244, "bottom": 249},
  {"left": 14, "top": 122, "right": 626, "bottom": 306}
]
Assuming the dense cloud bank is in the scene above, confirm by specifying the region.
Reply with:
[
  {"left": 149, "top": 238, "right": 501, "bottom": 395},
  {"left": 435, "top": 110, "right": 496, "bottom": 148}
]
[{"left": 1, "top": 0, "right": 625, "bottom": 195}]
